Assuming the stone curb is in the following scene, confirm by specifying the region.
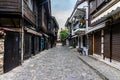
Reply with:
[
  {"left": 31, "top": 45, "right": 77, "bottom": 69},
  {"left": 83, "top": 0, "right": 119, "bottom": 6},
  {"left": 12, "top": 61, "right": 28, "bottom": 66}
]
[
  {"left": 77, "top": 56, "right": 109, "bottom": 80},
  {"left": 89, "top": 55, "right": 120, "bottom": 72}
]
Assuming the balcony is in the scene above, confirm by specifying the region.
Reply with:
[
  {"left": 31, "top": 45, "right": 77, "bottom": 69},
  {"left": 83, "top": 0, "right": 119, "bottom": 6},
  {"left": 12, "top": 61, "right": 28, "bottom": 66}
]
[
  {"left": 72, "top": 8, "right": 86, "bottom": 36},
  {"left": 0, "top": 0, "right": 21, "bottom": 14},
  {"left": 73, "top": 22, "right": 86, "bottom": 36},
  {"left": 0, "top": 0, "right": 36, "bottom": 25}
]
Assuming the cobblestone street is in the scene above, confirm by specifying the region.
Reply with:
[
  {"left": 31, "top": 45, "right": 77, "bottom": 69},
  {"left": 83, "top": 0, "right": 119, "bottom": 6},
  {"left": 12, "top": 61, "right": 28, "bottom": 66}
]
[{"left": 0, "top": 45, "right": 103, "bottom": 80}]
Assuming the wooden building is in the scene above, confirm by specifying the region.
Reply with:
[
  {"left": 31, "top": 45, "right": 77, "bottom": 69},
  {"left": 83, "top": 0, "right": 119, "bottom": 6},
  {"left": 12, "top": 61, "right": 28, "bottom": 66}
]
[
  {"left": 50, "top": 16, "right": 59, "bottom": 47},
  {"left": 0, "top": 0, "right": 52, "bottom": 73},
  {"left": 88, "top": 0, "right": 120, "bottom": 62}
]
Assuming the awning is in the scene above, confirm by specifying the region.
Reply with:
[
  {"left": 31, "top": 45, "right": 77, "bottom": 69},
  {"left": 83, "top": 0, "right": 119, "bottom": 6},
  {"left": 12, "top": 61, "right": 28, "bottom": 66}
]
[
  {"left": 74, "top": 28, "right": 85, "bottom": 35},
  {"left": 92, "top": 0, "right": 120, "bottom": 23},
  {"left": 87, "top": 22, "right": 105, "bottom": 34},
  {"left": 0, "top": 28, "right": 21, "bottom": 32},
  {"left": 25, "top": 28, "right": 42, "bottom": 37}
]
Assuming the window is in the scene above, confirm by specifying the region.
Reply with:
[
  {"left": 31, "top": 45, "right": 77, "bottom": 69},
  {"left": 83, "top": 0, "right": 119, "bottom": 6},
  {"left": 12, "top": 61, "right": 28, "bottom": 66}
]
[{"left": 28, "top": 0, "right": 33, "bottom": 11}]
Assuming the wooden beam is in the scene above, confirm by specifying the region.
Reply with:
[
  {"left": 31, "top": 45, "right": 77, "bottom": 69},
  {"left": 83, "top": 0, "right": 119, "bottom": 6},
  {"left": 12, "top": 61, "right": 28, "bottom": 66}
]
[{"left": 0, "top": 28, "right": 21, "bottom": 32}]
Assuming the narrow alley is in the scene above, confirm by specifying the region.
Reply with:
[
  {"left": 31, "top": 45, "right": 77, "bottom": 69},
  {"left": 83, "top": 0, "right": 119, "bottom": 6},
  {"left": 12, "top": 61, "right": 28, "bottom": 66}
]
[
  {"left": 0, "top": 0, "right": 120, "bottom": 80},
  {"left": 0, "top": 45, "right": 103, "bottom": 80}
]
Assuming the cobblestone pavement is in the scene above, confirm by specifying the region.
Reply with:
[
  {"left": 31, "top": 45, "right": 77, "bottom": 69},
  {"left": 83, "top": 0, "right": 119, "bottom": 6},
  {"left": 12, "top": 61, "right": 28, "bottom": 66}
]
[
  {"left": 78, "top": 54, "right": 120, "bottom": 80},
  {"left": 0, "top": 45, "right": 103, "bottom": 80}
]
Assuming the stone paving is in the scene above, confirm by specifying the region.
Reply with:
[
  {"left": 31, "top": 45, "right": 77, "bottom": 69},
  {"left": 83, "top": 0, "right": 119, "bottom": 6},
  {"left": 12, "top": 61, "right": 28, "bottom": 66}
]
[{"left": 0, "top": 45, "right": 103, "bottom": 80}]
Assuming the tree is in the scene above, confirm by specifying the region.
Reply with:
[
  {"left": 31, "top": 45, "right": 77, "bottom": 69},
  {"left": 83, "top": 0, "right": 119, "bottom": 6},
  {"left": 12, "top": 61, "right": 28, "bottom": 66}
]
[{"left": 60, "top": 29, "right": 68, "bottom": 45}]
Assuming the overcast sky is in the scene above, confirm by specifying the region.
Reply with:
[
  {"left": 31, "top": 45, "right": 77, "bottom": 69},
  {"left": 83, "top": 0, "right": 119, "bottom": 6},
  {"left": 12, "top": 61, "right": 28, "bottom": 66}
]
[{"left": 51, "top": 0, "right": 76, "bottom": 32}]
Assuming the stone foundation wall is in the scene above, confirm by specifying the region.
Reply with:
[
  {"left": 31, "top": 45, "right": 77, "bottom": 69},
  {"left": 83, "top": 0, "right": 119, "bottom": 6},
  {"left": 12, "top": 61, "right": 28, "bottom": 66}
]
[{"left": 0, "top": 39, "right": 4, "bottom": 74}]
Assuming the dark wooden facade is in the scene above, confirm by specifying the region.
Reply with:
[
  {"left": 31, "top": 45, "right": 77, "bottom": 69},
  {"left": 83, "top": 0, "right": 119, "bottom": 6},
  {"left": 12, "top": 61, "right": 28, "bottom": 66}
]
[
  {"left": 89, "top": 0, "right": 111, "bottom": 14},
  {"left": 24, "top": 0, "right": 36, "bottom": 25},
  {"left": 89, "top": 0, "right": 120, "bottom": 62},
  {"left": 0, "top": 0, "right": 36, "bottom": 25},
  {"left": 0, "top": 0, "right": 21, "bottom": 13},
  {"left": 0, "top": 0, "right": 52, "bottom": 73},
  {"left": 50, "top": 16, "right": 59, "bottom": 47},
  {"left": 38, "top": 4, "right": 50, "bottom": 33}
]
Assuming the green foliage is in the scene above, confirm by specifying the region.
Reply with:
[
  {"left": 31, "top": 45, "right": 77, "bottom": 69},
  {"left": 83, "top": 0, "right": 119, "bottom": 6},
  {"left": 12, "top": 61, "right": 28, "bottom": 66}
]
[{"left": 60, "top": 29, "right": 68, "bottom": 41}]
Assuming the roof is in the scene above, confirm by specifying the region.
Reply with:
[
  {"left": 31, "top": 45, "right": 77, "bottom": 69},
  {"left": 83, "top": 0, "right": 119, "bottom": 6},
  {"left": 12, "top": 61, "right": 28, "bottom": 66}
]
[
  {"left": 91, "top": 0, "right": 120, "bottom": 24},
  {"left": 88, "top": 1, "right": 120, "bottom": 33}
]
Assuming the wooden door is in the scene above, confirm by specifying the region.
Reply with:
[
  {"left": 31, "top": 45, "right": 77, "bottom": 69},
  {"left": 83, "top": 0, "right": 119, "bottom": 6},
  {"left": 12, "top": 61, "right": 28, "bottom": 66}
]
[{"left": 4, "top": 32, "right": 20, "bottom": 72}]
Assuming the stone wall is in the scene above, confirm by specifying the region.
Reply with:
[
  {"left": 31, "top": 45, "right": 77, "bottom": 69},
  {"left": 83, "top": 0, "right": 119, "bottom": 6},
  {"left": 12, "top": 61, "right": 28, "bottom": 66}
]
[{"left": 0, "top": 39, "right": 4, "bottom": 74}]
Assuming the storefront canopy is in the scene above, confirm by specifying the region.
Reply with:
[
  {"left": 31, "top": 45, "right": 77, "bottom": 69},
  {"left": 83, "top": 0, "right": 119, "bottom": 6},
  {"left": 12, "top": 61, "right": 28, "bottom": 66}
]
[{"left": 74, "top": 28, "right": 85, "bottom": 36}]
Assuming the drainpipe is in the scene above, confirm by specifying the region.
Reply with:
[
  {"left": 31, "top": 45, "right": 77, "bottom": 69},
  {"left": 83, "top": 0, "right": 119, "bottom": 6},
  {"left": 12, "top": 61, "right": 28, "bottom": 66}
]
[
  {"left": 21, "top": 0, "right": 24, "bottom": 63},
  {"left": 83, "top": 6, "right": 88, "bottom": 32}
]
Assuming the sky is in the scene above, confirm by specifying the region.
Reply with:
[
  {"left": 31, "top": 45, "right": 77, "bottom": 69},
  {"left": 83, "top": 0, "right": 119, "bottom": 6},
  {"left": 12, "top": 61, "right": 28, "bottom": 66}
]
[{"left": 51, "top": 0, "right": 77, "bottom": 32}]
